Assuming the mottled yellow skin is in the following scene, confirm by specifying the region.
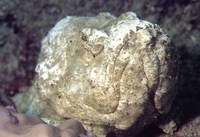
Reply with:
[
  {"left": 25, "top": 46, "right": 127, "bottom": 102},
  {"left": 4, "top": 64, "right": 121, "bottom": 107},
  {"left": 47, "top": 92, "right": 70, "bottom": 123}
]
[{"left": 14, "top": 12, "right": 178, "bottom": 136}]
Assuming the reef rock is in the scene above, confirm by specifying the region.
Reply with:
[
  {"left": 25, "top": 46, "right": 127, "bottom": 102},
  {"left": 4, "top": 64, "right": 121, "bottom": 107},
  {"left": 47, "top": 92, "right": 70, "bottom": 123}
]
[{"left": 14, "top": 12, "right": 178, "bottom": 136}]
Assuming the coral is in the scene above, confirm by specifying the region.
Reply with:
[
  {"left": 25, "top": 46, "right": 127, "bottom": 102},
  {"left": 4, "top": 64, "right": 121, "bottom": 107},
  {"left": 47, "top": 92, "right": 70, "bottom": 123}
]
[
  {"left": 14, "top": 12, "right": 178, "bottom": 136},
  {"left": 0, "top": 106, "right": 96, "bottom": 137},
  {"left": 0, "top": 89, "right": 96, "bottom": 137}
]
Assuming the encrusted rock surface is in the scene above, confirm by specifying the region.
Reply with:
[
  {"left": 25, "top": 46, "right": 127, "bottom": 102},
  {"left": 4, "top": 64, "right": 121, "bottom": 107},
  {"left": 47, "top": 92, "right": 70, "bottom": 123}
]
[{"left": 15, "top": 12, "right": 178, "bottom": 136}]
